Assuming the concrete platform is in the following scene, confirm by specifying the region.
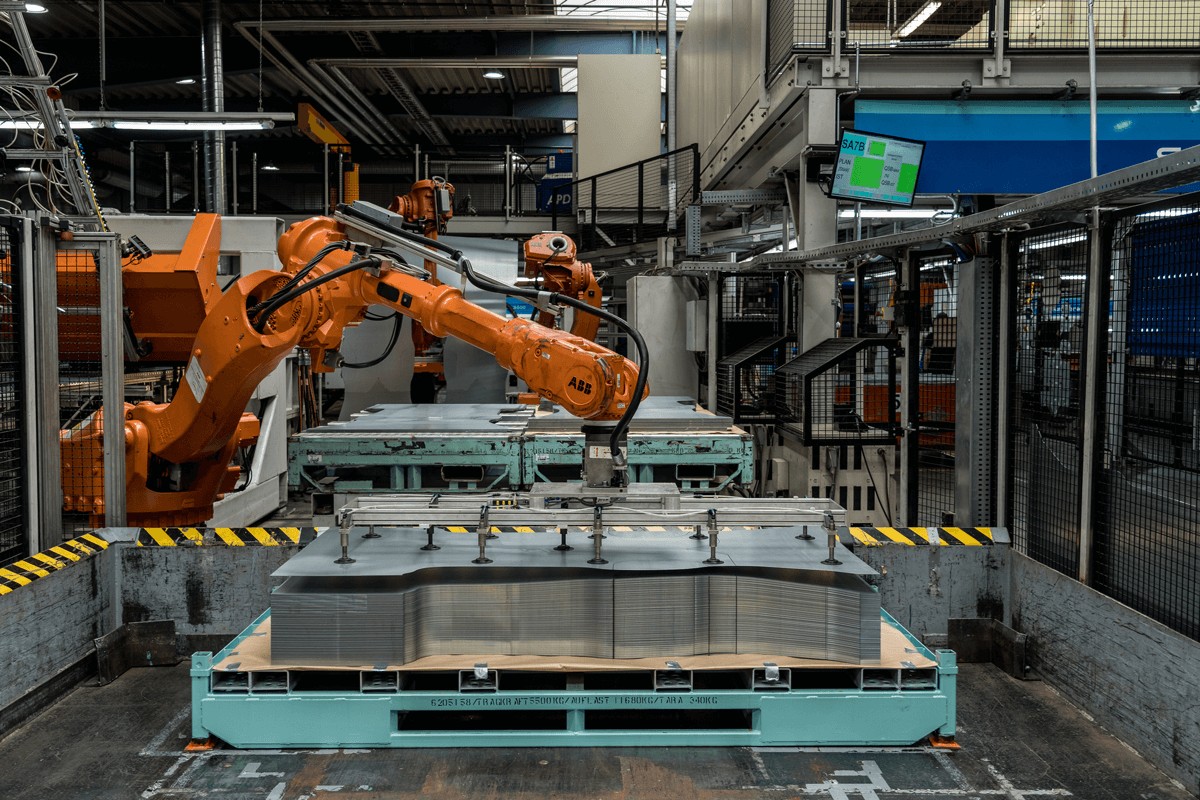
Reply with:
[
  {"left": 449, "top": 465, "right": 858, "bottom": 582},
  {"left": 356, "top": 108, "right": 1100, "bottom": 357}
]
[{"left": 1, "top": 663, "right": 1190, "bottom": 799}]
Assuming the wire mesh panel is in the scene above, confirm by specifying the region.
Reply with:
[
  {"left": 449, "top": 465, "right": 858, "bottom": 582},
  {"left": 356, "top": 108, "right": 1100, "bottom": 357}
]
[
  {"left": 1094, "top": 200, "right": 1200, "bottom": 639},
  {"left": 767, "top": 0, "right": 833, "bottom": 80},
  {"left": 0, "top": 223, "right": 27, "bottom": 565},
  {"left": 776, "top": 337, "right": 898, "bottom": 445},
  {"left": 1008, "top": 226, "right": 1089, "bottom": 576},
  {"left": 1006, "top": 0, "right": 1200, "bottom": 50},
  {"left": 551, "top": 146, "right": 699, "bottom": 257},
  {"left": 717, "top": 335, "right": 793, "bottom": 423},
  {"left": 844, "top": 0, "right": 993, "bottom": 51},
  {"left": 915, "top": 255, "right": 959, "bottom": 526},
  {"left": 717, "top": 273, "right": 788, "bottom": 358},
  {"left": 56, "top": 248, "right": 107, "bottom": 541}
]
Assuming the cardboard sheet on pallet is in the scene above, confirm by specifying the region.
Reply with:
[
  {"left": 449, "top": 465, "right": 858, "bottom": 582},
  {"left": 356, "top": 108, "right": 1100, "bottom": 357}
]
[{"left": 212, "top": 616, "right": 936, "bottom": 673}]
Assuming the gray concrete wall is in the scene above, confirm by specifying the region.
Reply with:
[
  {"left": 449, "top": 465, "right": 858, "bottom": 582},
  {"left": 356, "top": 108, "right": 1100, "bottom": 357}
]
[
  {"left": 858, "top": 545, "right": 1009, "bottom": 639},
  {"left": 120, "top": 545, "right": 299, "bottom": 642},
  {"left": 1011, "top": 553, "right": 1200, "bottom": 796},
  {"left": 0, "top": 553, "right": 116, "bottom": 724}
]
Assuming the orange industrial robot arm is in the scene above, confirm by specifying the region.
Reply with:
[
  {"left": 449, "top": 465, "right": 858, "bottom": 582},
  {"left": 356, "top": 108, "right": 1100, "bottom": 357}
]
[
  {"left": 62, "top": 214, "right": 645, "bottom": 527},
  {"left": 523, "top": 233, "right": 603, "bottom": 341}
]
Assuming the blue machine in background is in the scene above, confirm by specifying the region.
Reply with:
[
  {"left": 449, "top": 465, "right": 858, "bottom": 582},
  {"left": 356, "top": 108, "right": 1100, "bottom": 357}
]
[
  {"left": 538, "top": 151, "right": 574, "bottom": 213},
  {"left": 1128, "top": 211, "right": 1200, "bottom": 358},
  {"left": 854, "top": 100, "right": 1200, "bottom": 195}
]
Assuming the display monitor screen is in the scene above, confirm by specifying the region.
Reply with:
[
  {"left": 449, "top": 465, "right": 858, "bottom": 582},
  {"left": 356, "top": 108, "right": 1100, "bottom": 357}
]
[{"left": 831, "top": 129, "right": 926, "bottom": 207}]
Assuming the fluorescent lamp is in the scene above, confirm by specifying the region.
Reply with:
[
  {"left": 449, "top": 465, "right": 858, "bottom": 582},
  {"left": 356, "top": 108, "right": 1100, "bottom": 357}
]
[
  {"left": 260, "top": 162, "right": 280, "bottom": 172},
  {"left": 113, "top": 120, "right": 272, "bottom": 131},
  {"left": 1024, "top": 232, "right": 1088, "bottom": 251},
  {"left": 175, "top": 78, "right": 197, "bottom": 85},
  {"left": 14, "top": 165, "right": 32, "bottom": 172},
  {"left": 838, "top": 208, "right": 951, "bottom": 219},
  {"left": 24, "top": 3, "right": 47, "bottom": 12},
  {"left": 897, "top": 1, "right": 942, "bottom": 38},
  {"left": 483, "top": 70, "right": 505, "bottom": 80}
]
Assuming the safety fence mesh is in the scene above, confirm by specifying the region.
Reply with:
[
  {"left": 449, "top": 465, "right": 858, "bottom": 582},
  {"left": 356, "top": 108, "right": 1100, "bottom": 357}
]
[
  {"left": 0, "top": 223, "right": 26, "bottom": 565},
  {"left": 844, "top": 0, "right": 993, "bottom": 51},
  {"left": 1003, "top": 197, "right": 1200, "bottom": 640},
  {"left": 914, "top": 252, "right": 959, "bottom": 526},
  {"left": 1007, "top": 225, "right": 1089, "bottom": 577},
  {"left": 56, "top": 247, "right": 106, "bottom": 541},
  {"left": 767, "top": 0, "right": 833, "bottom": 79},
  {"left": 1092, "top": 199, "right": 1200, "bottom": 638},
  {"left": 1006, "top": 0, "right": 1200, "bottom": 50}
]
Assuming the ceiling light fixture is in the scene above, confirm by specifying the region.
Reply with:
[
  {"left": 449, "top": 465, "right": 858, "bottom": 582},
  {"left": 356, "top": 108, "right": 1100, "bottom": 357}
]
[
  {"left": 260, "top": 162, "right": 280, "bottom": 172},
  {"left": 838, "top": 208, "right": 952, "bottom": 219},
  {"left": 483, "top": 69, "right": 506, "bottom": 80},
  {"left": 175, "top": 78, "right": 197, "bottom": 85},
  {"left": 897, "top": 1, "right": 942, "bottom": 38},
  {"left": 112, "top": 120, "right": 271, "bottom": 131},
  {"left": 14, "top": 165, "right": 33, "bottom": 172},
  {"left": 24, "top": 3, "right": 48, "bottom": 13}
]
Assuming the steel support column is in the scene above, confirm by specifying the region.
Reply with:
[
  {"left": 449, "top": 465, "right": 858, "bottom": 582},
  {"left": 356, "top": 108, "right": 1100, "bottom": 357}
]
[
  {"left": 899, "top": 251, "right": 921, "bottom": 525},
  {"left": 954, "top": 255, "right": 998, "bottom": 525},
  {"left": 1077, "top": 213, "right": 1113, "bottom": 585},
  {"left": 30, "top": 218, "right": 62, "bottom": 544},
  {"left": 201, "top": 0, "right": 227, "bottom": 215}
]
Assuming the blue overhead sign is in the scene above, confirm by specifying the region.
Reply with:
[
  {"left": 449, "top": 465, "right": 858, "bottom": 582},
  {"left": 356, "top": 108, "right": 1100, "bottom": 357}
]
[{"left": 854, "top": 100, "right": 1200, "bottom": 195}]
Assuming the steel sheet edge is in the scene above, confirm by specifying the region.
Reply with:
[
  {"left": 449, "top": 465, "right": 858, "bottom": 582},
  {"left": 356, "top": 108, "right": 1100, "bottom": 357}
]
[{"left": 854, "top": 100, "right": 1200, "bottom": 195}]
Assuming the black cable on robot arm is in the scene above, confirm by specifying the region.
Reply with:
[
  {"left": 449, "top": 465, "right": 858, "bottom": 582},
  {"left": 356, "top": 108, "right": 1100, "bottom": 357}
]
[
  {"left": 455, "top": 256, "right": 649, "bottom": 466},
  {"left": 246, "top": 241, "right": 351, "bottom": 318},
  {"left": 251, "top": 257, "right": 379, "bottom": 333},
  {"left": 343, "top": 313, "right": 403, "bottom": 369}
]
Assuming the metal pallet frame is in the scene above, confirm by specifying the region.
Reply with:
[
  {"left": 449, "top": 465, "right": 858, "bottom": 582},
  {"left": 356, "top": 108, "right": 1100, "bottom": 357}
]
[
  {"left": 191, "top": 609, "right": 956, "bottom": 748},
  {"left": 289, "top": 433, "right": 523, "bottom": 493},
  {"left": 290, "top": 433, "right": 756, "bottom": 495},
  {"left": 522, "top": 433, "right": 755, "bottom": 491}
]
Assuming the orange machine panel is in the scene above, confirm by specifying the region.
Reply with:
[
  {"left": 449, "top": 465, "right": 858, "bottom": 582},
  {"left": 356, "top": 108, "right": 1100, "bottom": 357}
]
[{"left": 54, "top": 214, "right": 222, "bottom": 363}]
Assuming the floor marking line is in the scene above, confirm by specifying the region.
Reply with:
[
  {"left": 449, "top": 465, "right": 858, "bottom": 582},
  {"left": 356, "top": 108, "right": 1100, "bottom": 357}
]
[
  {"left": 746, "top": 747, "right": 770, "bottom": 782},
  {"left": 140, "top": 755, "right": 192, "bottom": 798},
  {"left": 171, "top": 752, "right": 214, "bottom": 790},
  {"left": 265, "top": 782, "right": 287, "bottom": 800},
  {"left": 240, "top": 761, "right": 287, "bottom": 779},
  {"left": 140, "top": 706, "right": 191, "bottom": 757},
  {"left": 932, "top": 748, "right": 975, "bottom": 791}
]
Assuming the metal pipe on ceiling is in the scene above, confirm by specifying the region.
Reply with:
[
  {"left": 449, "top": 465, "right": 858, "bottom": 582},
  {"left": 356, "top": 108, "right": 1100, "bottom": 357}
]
[
  {"left": 309, "top": 62, "right": 411, "bottom": 148},
  {"left": 232, "top": 23, "right": 390, "bottom": 150},
  {"left": 201, "top": 0, "right": 227, "bottom": 215}
]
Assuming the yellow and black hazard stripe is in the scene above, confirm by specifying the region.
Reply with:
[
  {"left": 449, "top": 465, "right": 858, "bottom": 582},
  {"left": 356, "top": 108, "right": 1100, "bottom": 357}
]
[
  {"left": 0, "top": 532, "right": 111, "bottom": 596},
  {"left": 845, "top": 526, "right": 997, "bottom": 547},
  {"left": 136, "top": 527, "right": 315, "bottom": 547}
]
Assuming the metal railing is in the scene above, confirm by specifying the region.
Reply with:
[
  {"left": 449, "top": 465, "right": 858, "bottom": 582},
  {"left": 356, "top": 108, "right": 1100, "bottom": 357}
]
[
  {"left": 766, "top": 0, "right": 1200, "bottom": 81},
  {"left": 548, "top": 145, "right": 701, "bottom": 256}
]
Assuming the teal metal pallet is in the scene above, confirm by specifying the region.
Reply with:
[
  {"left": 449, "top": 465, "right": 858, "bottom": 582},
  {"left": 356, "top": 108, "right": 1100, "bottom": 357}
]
[
  {"left": 288, "top": 434, "right": 524, "bottom": 493},
  {"left": 523, "top": 433, "right": 755, "bottom": 491},
  {"left": 191, "top": 609, "right": 956, "bottom": 748}
]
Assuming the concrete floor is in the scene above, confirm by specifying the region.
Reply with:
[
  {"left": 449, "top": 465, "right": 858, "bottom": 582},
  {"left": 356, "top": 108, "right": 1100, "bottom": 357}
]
[{"left": 1, "top": 663, "right": 1191, "bottom": 799}]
